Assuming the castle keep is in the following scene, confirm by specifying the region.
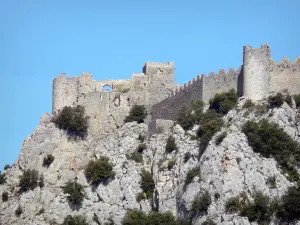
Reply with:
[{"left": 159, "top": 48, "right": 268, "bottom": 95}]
[{"left": 52, "top": 44, "right": 300, "bottom": 133}]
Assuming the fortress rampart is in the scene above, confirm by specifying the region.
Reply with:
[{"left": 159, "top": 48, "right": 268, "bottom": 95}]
[
  {"left": 52, "top": 44, "right": 300, "bottom": 134},
  {"left": 151, "top": 67, "right": 242, "bottom": 122}
]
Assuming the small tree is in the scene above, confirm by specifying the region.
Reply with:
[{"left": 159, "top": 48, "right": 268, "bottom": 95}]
[
  {"left": 191, "top": 191, "right": 211, "bottom": 216},
  {"left": 209, "top": 89, "right": 238, "bottom": 114},
  {"left": 124, "top": 105, "right": 147, "bottom": 124},
  {"left": 122, "top": 209, "right": 147, "bottom": 225},
  {"left": 126, "top": 152, "right": 143, "bottom": 163},
  {"left": 62, "top": 215, "right": 88, "bottom": 225},
  {"left": 268, "top": 92, "right": 284, "bottom": 108},
  {"left": 140, "top": 169, "right": 155, "bottom": 198},
  {"left": 15, "top": 205, "right": 22, "bottom": 217},
  {"left": 19, "top": 169, "right": 39, "bottom": 193},
  {"left": 184, "top": 167, "right": 199, "bottom": 190},
  {"left": 52, "top": 105, "right": 89, "bottom": 138},
  {"left": 43, "top": 154, "right": 55, "bottom": 167},
  {"left": 2, "top": 191, "right": 8, "bottom": 202},
  {"left": 85, "top": 156, "right": 115, "bottom": 185},
  {"left": 166, "top": 136, "right": 178, "bottom": 153},
  {"left": 62, "top": 180, "right": 85, "bottom": 205},
  {"left": 177, "top": 100, "right": 205, "bottom": 130},
  {"left": 4, "top": 164, "right": 11, "bottom": 170},
  {"left": 167, "top": 160, "right": 176, "bottom": 170}
]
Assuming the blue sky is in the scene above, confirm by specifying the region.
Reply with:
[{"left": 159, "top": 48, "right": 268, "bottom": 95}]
[{"left": 0, "top": 0, "right": 299, "bottom": 170}]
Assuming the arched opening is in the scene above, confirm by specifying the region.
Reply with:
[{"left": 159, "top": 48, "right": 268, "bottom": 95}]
[{"left": 103, "top": 84, "right": 113, "bottom": 92}]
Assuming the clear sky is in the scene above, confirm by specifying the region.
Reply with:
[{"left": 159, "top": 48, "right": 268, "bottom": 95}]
[{"left": 0, "top": 0, "right": 299, "bottom": 170}]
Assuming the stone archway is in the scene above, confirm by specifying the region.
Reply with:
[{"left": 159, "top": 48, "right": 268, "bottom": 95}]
[{"left": 103, "top": 84, "right": 113, "bottom": 92}]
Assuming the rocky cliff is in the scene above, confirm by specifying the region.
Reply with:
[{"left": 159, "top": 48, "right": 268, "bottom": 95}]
[{"left": 1, "top": 95, "right": 300, "bottom": 225}]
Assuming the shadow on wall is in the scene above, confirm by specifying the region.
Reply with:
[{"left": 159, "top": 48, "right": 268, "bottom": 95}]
[{"left": 237, "top": 67, "right": 243, "bottom": 97}]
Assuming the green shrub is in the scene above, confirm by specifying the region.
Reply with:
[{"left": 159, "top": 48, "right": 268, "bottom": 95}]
[
  {"left": 61, "top": 215, "right": 88, "bottom": 225},
  {"left": 43, "top": 154, "right": 55, "bottom": 167},
  {"left": 122, "top": 209, "right": 147, "bottom": 225},
  {"left": 191, "top": 191, "right": 211, "bottom": 216},
  {"left": 167, "top": 160, "right": 176, "bottom": 170},
  {"left": 239, "top": 192, "right": 274, "bottom": 224},
  {"left": 166, "top": 136, "right": 178, "bottom": 153},
  {"left": 4, "top": 164, "right": 11, "bottom": 170},
  {"left": 121, "top": 209, "right": 187, "bottom": 225},
  {"left": 52, "top": 105, "right": 89, "bottom": 139},
  {"left": 126, "top": 152, "right": 143, "bottom": 163},
  {"left": 197, "top": 110, "right": 224, "bottom": 155},
  {"left": 268, "top": 92, "right": 284, "bottom": 108},
  {"left": 184, "top": 167, "right": 199, "bottom": 190},
  {"left": 147, "top": 211, "right": 177, "bottom": 225},
  {"left": 293, "top": 94, "right": 300, "bottom": 108},
  {"left": 209, "top": 89, "right": 238, "bottom": 114},
  {"left": 225, "top": 196, "right": 243, "bottom": 213},
  {"left": 0, "top": 172, "right": 6, "bottom": 185},
  {"left": 276, "top": 185, "right": 300, "bottom": 223},
  {"left": 136, "top": 192, "right": 146, "bottom": 202},
  {"left": 137, "top": 143, "right": 147, "bottom": 153},
  {"left": 243, "top": 99, "right": 255, "bottom": 109},
  {"left": 62, "top": 180, "right": 85, "bottom": 205},
  {"left": 184, "top": 152, "right": 191, "bottom": 163},
  {"left": 124, "top": 105, "right": 147, "bottom": 124},
  {"left": 254, "top": 104, "right": 269, "bottom": 116},
  {"left": 215, "top": 131, "right": 227, "bottom": 145},
  {"left": 85, "top": 156, "right": 115, "bottom": 185},
  {"left": 2, "top": 191, "right": 8, "bottom": 202},
  {"left": 15, "top": 205, "right": 22, "bottom": 217},
  {"left": 242, "top": 119, "right": 300, "bottom": 181},
  {"left": 225, "top": 192, "right": 276, "bottom": 225},
  {"left": 201, "top": 219, "right": 217, "bottom": 225},
  {"left": 19, "top": 169, "right": 39, "bottom": 193},
  {"left": 177, "top": 100, "right": 204, "bottom": 131},
  {"left": 140, "top": 169, "right": 155, "bottom": 198}
]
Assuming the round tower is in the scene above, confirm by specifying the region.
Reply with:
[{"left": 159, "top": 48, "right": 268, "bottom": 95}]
[
  {"left": 243, "top": 44, "right": 271, "bottom": 101},
  {"left": 52, "top": 73, "right": 78, "bottom": 114}
]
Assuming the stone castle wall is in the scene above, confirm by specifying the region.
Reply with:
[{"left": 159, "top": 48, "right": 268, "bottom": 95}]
[
  {"left": 52, "top": 44, "right": 300, "bottom": 134},
  {"left": 150, "top": 67, "right": 242, "bottom": 124},
  {"left": 52, "top": 62, "right": 176, "bottom": 135},
  {"left": 202, "top": 67, "right": 242, "bottom": 102}
]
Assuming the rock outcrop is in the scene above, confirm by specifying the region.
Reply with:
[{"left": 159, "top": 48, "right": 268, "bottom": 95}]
[{"left": 1, "top": 97, "right": 300, "bottom": 225}]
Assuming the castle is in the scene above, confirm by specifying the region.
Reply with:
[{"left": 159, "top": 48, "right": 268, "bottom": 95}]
[{"left": 52, "top": 44, "right": 300, "bottom": 134}]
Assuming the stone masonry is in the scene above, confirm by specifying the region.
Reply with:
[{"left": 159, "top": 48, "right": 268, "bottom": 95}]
[{"left": 52, "top": 44, "right": 300, "bottom": 133}]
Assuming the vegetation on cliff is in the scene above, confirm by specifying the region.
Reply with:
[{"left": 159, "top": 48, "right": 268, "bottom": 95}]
[
  {"left": 124, "top": 105, "right": 147, "bottom": 124},
  {"left": 52, "top": 105, "right": 89, "bottom": 139},
  {"left": 85, "top": 156, "right": 115, "bottom": 185},
  {"left": 242, "top": 119, "right": 300, "bottom": 181}
]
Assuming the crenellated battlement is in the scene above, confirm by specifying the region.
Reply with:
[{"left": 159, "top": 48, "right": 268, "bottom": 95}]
[{"left": 52, "top": 44, "right": 300, "bottom": 134}]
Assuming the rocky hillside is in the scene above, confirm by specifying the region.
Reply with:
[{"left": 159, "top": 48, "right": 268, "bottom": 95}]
[{"left": 1, "top": 92, "right": 300, "bottom": 225}]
